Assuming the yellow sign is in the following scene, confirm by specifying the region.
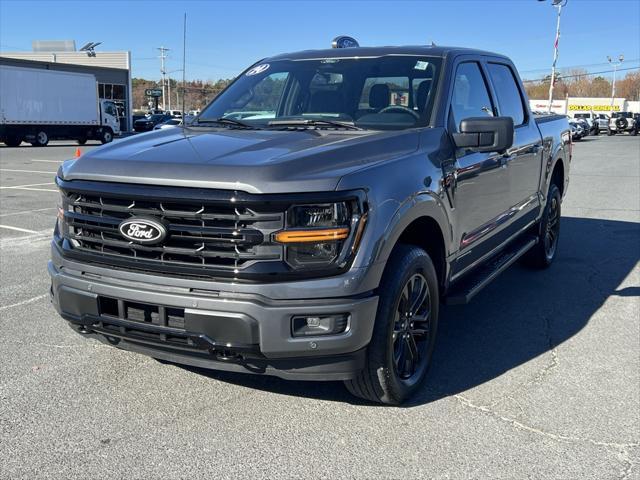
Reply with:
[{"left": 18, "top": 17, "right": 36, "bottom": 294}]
[{"left": 568, "top": 104, "right": 620, "bottom": 111}]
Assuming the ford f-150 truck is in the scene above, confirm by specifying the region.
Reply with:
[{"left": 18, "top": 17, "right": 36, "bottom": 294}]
[{"left": 50, "top": 42, "right": 571, "bottom": 405}]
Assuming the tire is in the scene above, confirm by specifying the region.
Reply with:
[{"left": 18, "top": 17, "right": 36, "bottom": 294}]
[
  {"left": 607, "top": 128, "right": 614, "bottom": 136},
  {"left": 631, "top": 128, "right": 638, "bottom": 136},
  {"left": 76, "top": 137, "right": 87, "bottom": 145},
  {"left": 522, "top": 183, "right": 561, "bottom": 269},
  {"left": 31, "top": 130, "right": 49, "bottom": 147},
  {"left": 344, "top": 244, "right": 439, "bottom": 405},
  {"left": 100, "top": 128, "right": 113, "bottom": 144},
  {"left": 4, "top": 136, "right": 22, "bottom": 147}
]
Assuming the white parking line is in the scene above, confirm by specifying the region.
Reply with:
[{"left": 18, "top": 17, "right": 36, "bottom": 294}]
[
  {"left": 0, "top": 182, "right": 55, "bottom": 189},
  {"left": 31, "top": 159, "right": 63, "bottom": 163},
  {"left": 0, "top": 168, "right": 57, "bottom": 174},
  {"left": 1, "top": 187, "right": 58, "bottom": 192},
  {"left": 0, "top": 224, "right": 39, "bottom": 233},
  {"left": 0, "top": 294, "right": 48, "bottom": 312},
  {"left": 0, "top": 207, "right": 56, "bottom": 218}
]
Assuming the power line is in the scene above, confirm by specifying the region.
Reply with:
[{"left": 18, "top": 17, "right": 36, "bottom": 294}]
[
  {"left": 523, "top": 66, "right": 639, "bottom": 83},
  {"left": 519, "top": 58, "right": 640, "bottom": 74}
]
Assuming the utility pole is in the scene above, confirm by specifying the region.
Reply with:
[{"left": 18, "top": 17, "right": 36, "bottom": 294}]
[
  {"left": 157, "top": 46, "right": 170, "bottom": 111},
  {"left": 539, "top": 0, "right": 568, "bottom": 113},
  {"left": 607, "top": 55, "right": 624, "bottom": 115}
]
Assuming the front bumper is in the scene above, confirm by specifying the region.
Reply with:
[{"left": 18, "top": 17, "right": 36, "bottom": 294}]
[{"left": 48, "top": 247, "right": 379, "bottom": 381}]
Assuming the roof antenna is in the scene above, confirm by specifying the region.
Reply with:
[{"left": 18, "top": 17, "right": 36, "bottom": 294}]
[{"left": 430, "top": 41, "right": 436, "bottom": 47}]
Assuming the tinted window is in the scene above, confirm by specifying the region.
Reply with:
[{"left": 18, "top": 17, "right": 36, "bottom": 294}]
[
  {"left": 488, "top": 63, "right": 525, "bottom": 126},
  {"left": 450, "top": 62, "right": 494, "bottom": 131},
  {"left": 199, "top": 56, "right": 442, "bottom": 130}
]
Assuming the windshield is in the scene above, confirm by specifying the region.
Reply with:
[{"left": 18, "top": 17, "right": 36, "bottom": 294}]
[{"left": 198, "top": 56, "right": 442, "bottom": 130}]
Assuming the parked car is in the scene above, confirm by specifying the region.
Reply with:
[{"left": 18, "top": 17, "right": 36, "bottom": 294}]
[
  {"left": 575, "top": 118, "right": 590, "bottom": 137},
  {"left": 568, "top": 120, "right": 585, "bottom": 140},
  {"left": 134, "top": 113, "right": 172, "bottom": 132},
  {"left": 165, "top": 110, "right": 183, "bottom": 118},
  {"left": 51, "top": 42, "right": 571, "bottom": 405},
  {"left": 573, "top": 113, "right": 599, "bottom": 135},
  {"left": 608, "top": 112, "right": 639, "bottom": 136},
  {"left": 596, "top": 113, "right": 610, "bottom": 132},
  {"left": 153, "top": 119, "right": 182, "bottom": 130}
]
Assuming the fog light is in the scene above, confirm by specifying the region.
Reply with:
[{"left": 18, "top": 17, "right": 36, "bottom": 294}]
[{"left": 291, "top": 314, "right": 349, "bottom": 337}]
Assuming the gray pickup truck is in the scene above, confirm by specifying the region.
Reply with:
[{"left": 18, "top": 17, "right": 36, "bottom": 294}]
[{"left": 50, "top": 42, "right": 571, "bottom": 405}]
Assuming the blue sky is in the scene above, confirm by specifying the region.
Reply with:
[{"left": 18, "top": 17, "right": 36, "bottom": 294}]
[{"left": 1, "top": 0, "right": 638, "bottom": 82}]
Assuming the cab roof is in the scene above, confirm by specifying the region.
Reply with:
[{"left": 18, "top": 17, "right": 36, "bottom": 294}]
[{"left": 266, "top": 45, "right": 506, "bottom": 62}]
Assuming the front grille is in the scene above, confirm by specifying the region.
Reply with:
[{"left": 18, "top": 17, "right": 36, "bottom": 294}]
[{"left": 60, "top": 183, "right": 284, "bottom": 276}]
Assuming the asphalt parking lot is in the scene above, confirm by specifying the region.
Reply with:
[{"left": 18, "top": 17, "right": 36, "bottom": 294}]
[{"left": 1, "top": 135, "right": 638, "bottom": 479}]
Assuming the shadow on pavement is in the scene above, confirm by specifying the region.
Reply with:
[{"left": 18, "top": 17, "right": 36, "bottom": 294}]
[{"left": 175, "top": 216, "right": 639, "bottom": 406}]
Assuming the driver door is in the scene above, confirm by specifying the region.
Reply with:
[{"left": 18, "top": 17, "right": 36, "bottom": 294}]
[{"left": 446, "top": 61, "right": 512, "bottom": 277}]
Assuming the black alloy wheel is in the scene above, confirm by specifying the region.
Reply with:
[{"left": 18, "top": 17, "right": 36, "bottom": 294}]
[
  {"left": 543, "top": 193, "right": 560, "bottom": 261},
  {"left": 392, "top": 273, "right": 432, "bottom": 383},
  {"left": 344, "top": 244, "right": 439, "bottom": 405},
  {"left": 522, "top": 182, "right": 562, "bottom": 269}
]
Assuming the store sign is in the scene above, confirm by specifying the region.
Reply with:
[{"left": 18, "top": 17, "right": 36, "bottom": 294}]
[
  {"left": 145, "top": 88, "right": 163, "bottom": 97},
  {"left": 568, "top": 104, "right": 620, "bottom": 112}
]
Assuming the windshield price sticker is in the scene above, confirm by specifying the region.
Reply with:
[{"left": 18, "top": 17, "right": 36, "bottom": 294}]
[
  {"left": 246, "top": 64, "right": 270, "bottom": 76},
  {"left": 414, "top": 60, "right": 429, "bottom": 70}
]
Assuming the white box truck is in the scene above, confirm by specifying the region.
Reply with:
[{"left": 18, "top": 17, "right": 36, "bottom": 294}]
[{"left": 0, "top": 65, "right": 121, "bottom": 147}]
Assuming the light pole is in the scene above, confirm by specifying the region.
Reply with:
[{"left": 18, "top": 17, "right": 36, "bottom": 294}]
[
  {"left": 539, "top": 0, "right": 568, "bottom": 113},
  {"left": 607, "top": 55, "right": 624, "bottom": 115}
]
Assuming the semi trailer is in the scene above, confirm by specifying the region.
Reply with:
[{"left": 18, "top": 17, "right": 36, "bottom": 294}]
[{"left": 0, "top": 65, "right": 120, "bottom": 147}]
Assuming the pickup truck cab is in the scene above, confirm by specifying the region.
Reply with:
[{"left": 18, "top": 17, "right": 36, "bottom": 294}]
[{"left": 50, "top": 42, "right": 571, "bottom": 404}]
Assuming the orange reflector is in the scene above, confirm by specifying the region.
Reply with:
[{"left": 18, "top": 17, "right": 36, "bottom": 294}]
[{"left": 274, "top": 228, "right": 349, "bottom": 243}]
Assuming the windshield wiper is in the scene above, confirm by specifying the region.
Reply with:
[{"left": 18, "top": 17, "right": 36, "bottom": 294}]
[
  {"left": 194, "top": 117, "right": 257, "bottom": 128},
  {"left": 267, "top": 119, "right": 363, "bottom": 130}
]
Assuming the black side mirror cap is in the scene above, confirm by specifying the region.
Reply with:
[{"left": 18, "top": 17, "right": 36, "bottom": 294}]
[{"left": 452, "top": 116, "right": 514, "bottom": 153}]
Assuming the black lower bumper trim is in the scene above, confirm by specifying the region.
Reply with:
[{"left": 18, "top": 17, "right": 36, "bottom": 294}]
[{"left": 62, "top": 314, "right": 365, "bottom": 381}]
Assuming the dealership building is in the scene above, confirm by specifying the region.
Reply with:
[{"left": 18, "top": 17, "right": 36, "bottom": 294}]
[
  {"left": 530, "top": 97, "right": 640, "bottom": 116},
  {"left": 0, "top": 43, "right": 133, "bottom": 131}
]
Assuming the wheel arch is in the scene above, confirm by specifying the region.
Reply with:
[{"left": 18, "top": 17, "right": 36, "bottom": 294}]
[{"left": 369, "top": 194, "right": 452, "bottom": 291}]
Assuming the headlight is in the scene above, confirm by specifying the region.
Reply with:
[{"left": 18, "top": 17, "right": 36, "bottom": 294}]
[
  {"left": 274, "top": 201, "right": 367, "bottom": 270},
  {"left": 55, "top": 185, "right": 69, "bottom": 238}
]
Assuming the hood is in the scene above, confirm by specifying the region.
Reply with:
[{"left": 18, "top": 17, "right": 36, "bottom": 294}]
[{"left": 61, "top": 126, "right": 421, "bottom": 193}]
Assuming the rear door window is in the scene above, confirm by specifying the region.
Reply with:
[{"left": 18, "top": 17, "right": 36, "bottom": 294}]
[{"left": 487, "top": 63, "right": 526, "bottom": 126}]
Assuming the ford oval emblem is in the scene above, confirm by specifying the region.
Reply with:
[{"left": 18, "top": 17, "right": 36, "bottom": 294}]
[{"left": 118, "top": 218, "right": 168, "bottom": 244}]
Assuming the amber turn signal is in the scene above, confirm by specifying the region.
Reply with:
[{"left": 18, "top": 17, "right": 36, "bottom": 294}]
[{"left": 274, "top": 228, "right": 350, "bottom": 243}]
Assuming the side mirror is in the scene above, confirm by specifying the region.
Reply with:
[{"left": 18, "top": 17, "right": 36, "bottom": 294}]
[{"left": 452, "top": 116, "right": 514, "bottom": 153}]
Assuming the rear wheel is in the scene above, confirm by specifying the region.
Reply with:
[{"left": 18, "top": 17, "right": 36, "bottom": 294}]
[
  {"left": 31, "top": 130, "right": 49, "bottom": 146},
  {"left": 522, "top": 183, "right": 561, "bottom": 269},
  {"left": 607, "top": 128, "right": 614, "bottom": 136},
  {"left": 344, "top": 244, "right": 439, "bottom": 405},
  {"left": 76, "top": 137, "right": 87, "bottom": 145},
  {"left": 4, "top": 136, "right": 22, "bottom": 147}
]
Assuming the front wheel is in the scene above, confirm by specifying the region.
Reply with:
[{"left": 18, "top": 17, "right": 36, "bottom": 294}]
[
  {"left": 344, "top": 244, "right": 439, "bottom": 405},
  {"left": 522, "top": 183, "right": 561, "bottom": 269},
  {"left": 100, "top": 128, "right": 113, "bottom": 144},
  {"left": 607, "top": 129, "right": 614, "bottom": 136}
]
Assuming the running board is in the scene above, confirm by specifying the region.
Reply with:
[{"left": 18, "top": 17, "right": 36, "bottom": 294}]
[{"left": 444, "top": 235, "right": 538, "bottom": 305}]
